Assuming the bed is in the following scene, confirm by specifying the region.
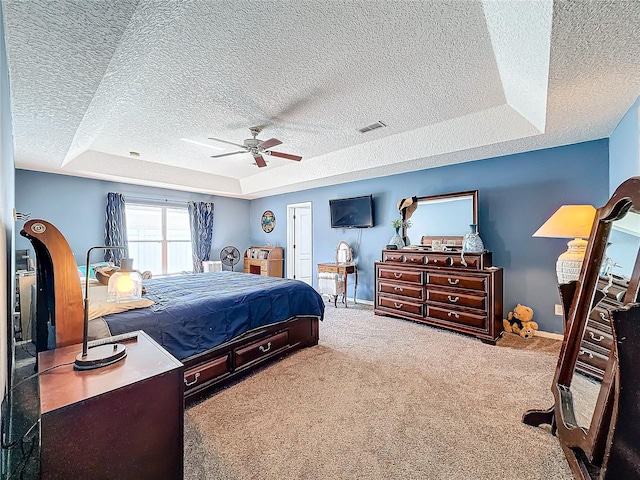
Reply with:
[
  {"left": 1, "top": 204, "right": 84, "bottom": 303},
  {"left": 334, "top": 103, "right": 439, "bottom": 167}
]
[{"left": 21, "top": 219, "right": 324, "bottom": 403}]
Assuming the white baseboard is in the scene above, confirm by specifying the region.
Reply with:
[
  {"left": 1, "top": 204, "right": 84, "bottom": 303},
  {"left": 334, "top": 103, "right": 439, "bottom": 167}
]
[{"left": 535, "top": 330, "right": 564, "bottom": 341}]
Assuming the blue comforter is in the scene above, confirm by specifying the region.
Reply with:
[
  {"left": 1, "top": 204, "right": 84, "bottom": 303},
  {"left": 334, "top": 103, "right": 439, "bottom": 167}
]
[{"left": 102, "top": 271, "right": 325, "bottom": 360}]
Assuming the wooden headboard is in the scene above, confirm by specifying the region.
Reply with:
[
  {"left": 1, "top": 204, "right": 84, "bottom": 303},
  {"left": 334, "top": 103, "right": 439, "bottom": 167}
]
[{"left": 20, "top": 219, "right": 84, "bottom": 350}]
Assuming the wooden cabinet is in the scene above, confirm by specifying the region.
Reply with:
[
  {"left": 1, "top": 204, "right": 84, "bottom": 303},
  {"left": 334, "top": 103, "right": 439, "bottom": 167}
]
[
  {"left": 244, "top": 246, "right": 284, "bottom": 277},
  {"left": 375, "top": 249, "right": 503, "bottom": 344},
  {"left": 38, "top": 331, "right": 184, "bottom": 479}
]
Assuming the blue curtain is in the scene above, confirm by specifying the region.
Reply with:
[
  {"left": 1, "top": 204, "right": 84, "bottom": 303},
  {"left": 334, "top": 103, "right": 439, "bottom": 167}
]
[
  {"left": 104, "top": 192, "right": 128, "bottom": 264},
  {"left": 188, "top": 201, "right": 214, "bottom": 273}
]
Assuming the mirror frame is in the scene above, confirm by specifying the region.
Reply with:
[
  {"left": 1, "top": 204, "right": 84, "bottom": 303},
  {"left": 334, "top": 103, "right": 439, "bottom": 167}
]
[
  {"left": 553, "top": 177, "right": 640, "bottom": 473},
  {"left": 401, "top": 190, "right": 478, "bottom": 244}
]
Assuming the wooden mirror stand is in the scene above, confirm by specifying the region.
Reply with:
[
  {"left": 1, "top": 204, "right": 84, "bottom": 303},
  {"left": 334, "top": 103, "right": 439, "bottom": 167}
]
[{"left": 523, "top": 177, "right": 640, "bottom": 479}]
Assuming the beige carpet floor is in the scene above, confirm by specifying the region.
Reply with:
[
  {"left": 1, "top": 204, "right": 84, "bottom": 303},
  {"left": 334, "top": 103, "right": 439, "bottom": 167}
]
[{"left": 184, "top": 303, "right": 573, "bottom": 480}]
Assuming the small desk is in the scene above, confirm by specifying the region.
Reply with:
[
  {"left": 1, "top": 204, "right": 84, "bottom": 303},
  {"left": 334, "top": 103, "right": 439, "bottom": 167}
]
[{"left": 317, "top": 262, "right": 358, "bottom": 307}]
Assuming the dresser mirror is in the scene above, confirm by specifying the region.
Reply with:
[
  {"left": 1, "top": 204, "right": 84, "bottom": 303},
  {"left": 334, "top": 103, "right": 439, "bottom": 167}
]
[
  {"left": 335, "top": 241, "right": 353, "bottom": 263},
  {"left": 524, "top": 177, "right": 640, "bottom": 479},
  {"left": 401, "top": 190, "right": 478, "bottom": 247}
]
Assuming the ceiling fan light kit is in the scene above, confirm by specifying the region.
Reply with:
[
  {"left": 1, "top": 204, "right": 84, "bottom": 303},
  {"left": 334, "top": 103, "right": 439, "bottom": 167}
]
[{"left": 209, "top": 127, "right": 302, "bottom": 168}]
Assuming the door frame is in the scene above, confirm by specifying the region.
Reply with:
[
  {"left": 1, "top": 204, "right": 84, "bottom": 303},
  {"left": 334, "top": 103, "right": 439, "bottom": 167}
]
[{"left": 286, "top": 202, "right": 313, "bottom": 281}]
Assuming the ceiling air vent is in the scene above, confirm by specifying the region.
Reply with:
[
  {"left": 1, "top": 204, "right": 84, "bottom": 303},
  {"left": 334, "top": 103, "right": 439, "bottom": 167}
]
[{"left": 358, "top": 121, "right": 387, "bottom": 134}]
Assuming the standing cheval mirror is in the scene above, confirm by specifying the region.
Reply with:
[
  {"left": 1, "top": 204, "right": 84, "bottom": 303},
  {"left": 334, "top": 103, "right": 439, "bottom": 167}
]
[{"left": 524, "top": 177, "right": 640, "bottom": 479}]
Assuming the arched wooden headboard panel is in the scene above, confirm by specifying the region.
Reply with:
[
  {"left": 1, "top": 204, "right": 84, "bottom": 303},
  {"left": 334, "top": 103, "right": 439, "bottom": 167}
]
[{"left": 20, "top": 220, "right": 84, "bottom": 349}]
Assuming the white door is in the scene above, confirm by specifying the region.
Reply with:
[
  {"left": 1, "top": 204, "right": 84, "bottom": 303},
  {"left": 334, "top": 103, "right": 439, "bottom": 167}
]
[{"left": 287, "top": 202, "right": 312, "bottom": 285}]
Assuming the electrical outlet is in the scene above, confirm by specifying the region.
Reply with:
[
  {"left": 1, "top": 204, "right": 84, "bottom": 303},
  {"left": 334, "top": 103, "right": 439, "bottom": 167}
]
[{"left": 555, "top": 304, "right": 563, "bottom": 316}]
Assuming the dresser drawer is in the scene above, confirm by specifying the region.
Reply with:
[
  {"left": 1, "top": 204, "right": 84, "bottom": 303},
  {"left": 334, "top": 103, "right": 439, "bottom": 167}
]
[
  {"left": 235, "top": 331, "right": 289, "bottom": 368},
  {"left": 404, "top": 253, "right": 426, "bottom": 265},
  {"left": 589, "top": 306, "right": 612, "bottom": 329},
  {"left": 426, "top": 304, "right": 486, "bottom": 330},
  {"left": 427, "top": 288, "right": 486, "bottom": 310},
  {"left": 577, "top": 348, "right": 609, "bottom": 375},
  {"left": 378, "top": 267, "right": 423, "bottom": 284},
  {"left": 424, "top": 255, "right": 455, "bottom": 267},
  {"left": 582, "top": 325, "right": 614, "bottom": 353},
  {"left": 184, "top": 354, "right": 230, "bottom": 391},
  {"left": 378, "top": 281, "right": 424, "bottom": 300},
  {"left": 427, "top": 273, "right": 486, "bottom": 292},
  {"left": 377, "top": 296, "right": 423, "bottom": 316},
  {"left": 382, "top": 252, "right": 405, "bottom": 263}
]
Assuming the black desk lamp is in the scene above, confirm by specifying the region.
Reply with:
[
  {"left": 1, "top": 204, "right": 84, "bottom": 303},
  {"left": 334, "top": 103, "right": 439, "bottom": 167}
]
[{"left": 74, "top": 245, "right": 136, "bottom": 370}]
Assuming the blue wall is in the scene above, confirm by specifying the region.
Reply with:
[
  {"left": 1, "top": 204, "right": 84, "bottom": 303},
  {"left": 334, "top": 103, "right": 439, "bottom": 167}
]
[
  {"left": 609, "top": 95, "right": 640, "bottom": 195},
  {"left": 250, "top": 139, "right": 610, "bottom": 334},
  {"left": 15, "top": 139, "right": 610, "bottom": 334},
  {"left": 14, "top": 170, "right": 251, "bottom": 270}
]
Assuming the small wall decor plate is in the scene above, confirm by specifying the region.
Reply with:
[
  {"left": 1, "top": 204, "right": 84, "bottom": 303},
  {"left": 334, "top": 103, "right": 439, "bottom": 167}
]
[{"left": 261, "top": 210, "right": 276, "bottom": 233}]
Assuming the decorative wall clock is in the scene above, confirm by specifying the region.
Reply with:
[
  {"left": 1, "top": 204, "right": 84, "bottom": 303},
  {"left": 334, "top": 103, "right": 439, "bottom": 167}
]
[{"left": 261, "top": 210, "right": 275, "bottom": 233}]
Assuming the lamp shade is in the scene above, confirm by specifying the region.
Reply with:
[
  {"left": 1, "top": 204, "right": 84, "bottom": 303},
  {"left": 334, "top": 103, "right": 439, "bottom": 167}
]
[
  {"left": 533, "top": 205, "right": 597, "bottom": 284},
  {"left": 532, "top": 205, "right": 596, "bottom": 239},
  {"left": 107, "top": 258, "right": 142, "bottom": 303}
]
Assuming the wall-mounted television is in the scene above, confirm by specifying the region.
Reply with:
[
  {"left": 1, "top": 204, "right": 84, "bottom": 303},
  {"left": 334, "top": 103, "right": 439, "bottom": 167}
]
[{"left": 329, "top": 195, "right": 374, "bottom": 228}]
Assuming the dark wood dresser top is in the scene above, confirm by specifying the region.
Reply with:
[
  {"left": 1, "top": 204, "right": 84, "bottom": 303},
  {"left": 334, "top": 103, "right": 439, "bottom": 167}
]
[{"left": 39, "top": 330, "right": 183, "bottom": 413}]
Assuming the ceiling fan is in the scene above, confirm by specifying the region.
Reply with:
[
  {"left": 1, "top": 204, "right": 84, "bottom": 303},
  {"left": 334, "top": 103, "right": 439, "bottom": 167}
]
[{"left": 208, "top": 127, "right": 302, "bottom": 168}]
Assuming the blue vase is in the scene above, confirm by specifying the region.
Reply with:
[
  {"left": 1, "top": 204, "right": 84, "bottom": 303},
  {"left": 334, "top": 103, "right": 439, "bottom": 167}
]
[
  {"left": 389, "top": 228, "right": 405, "bottom": 249},
  {"left": 462, "top": 224, "right": 484, "bottom": 253}
]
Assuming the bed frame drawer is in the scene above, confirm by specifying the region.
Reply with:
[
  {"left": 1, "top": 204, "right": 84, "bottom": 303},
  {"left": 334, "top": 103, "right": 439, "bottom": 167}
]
[
  {"left": 235, "top": 331, "right": 289, "bottom": 368},
  {"left": 184, "top": 354, "right": 230, "bottom": 391}
]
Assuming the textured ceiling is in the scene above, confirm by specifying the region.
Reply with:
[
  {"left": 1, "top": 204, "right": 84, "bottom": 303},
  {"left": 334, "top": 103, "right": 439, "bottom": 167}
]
[{"left": 3, "top": 1, "right": 640, "bottom": 199}]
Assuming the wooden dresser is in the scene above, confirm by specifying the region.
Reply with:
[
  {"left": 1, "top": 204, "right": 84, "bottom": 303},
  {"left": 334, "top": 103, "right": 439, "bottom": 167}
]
[
  {"left": 244, "top": 246, "right": 284, "bottom": 277},
  {"left": 575, "top": 276, "right": 627, "bottom": 381},
  {"left": 374, "top": 248, "right": 503, "bottom": 344}
]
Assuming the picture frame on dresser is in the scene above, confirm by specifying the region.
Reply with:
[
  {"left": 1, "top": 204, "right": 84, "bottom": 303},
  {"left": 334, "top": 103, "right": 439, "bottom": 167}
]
[{"left": 375, "top": 190, "right": 503, "bottom": 344}]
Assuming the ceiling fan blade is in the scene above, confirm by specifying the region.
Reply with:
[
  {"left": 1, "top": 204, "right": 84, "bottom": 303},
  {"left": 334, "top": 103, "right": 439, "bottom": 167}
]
[
  {"left": 268, "top": 151, "right": 302, "bottom": 162},
  {"left": 258, "top": 138, "right": 282, "bottom": 149},
  {"left": 211, "top": 150, "right": 246, "bottom": 158},
  {"left": 207, "top": 137, "right": 246, "bottom": 149},
  {"left": 253, "top": 155, "right": 267, "bottom": 168}
]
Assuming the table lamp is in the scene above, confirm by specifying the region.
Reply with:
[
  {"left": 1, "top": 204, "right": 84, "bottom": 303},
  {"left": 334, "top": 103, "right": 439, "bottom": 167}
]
[
  {"left": 533, "top": 205, "right": 597, "bottom": 284},
  {"left": 74, "top": 246, "right": 141, "bottom": 370}
]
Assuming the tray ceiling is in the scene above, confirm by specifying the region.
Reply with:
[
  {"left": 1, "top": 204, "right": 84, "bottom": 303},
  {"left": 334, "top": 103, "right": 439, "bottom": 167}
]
[{"left": 3, "top": 1, "right": 640, "bottom": 198}]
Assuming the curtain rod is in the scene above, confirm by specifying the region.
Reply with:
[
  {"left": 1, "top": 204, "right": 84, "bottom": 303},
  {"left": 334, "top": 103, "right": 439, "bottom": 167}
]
[{"left": 125, "top": 195, "right": 187, "bottom": 204}]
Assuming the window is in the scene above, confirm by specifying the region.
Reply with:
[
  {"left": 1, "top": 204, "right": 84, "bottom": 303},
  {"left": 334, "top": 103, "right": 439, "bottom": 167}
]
[{"left": 125, "top": 204, "right": 193, "bottom": 276}]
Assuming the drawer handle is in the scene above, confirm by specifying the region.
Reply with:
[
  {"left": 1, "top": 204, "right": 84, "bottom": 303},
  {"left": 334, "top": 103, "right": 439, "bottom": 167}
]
[
  {"left": 445, "top": 257, "right": 454, "bottom": 266},
  {"left": 184, "top": 372, "right": 201, "bottom": 387},
  {"left": 589, "top": 332, "right": 605, "bottom": 342},
  {"left": 394, "top": 273, "right": 403, "bottom": 279},
  {"left": 447, "top": 311, "right": 460, "bottom": 319},
  {"left": 579, "top": 349, "right": 594, "bottom": 359},
  {"left": 599, "top": 312, "right": 610, "bottom": 322},
  {"left": 447, "top": 278, "right": 459, "bottom": 285},
  {"left": 393, "top": 286, "right": 404, "bottom": 292},
  {"left": 259, "top": 342, "right": 272, "bottom": 353},
  {"left": 447, "top": 295, "right": 459, "bottom": 303},
  {"left": 394, "top": 302, "right": 404, "bottom": 308}
]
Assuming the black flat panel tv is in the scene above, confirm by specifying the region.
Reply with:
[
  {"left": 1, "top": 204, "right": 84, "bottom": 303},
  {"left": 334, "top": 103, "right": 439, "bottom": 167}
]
[{"left": 329, "top": 195, "right": 374, "bottom": 228}]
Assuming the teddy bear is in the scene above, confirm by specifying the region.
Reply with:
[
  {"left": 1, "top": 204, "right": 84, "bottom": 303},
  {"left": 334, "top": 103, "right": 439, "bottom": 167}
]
[{"left": 503, "top": 303, "right": 539, "bottom": 339}]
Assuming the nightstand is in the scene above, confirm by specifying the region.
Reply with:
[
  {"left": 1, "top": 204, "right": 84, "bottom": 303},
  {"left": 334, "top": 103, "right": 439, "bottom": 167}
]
[{"left": 38, "top": 331, "right": 184, "bottom": 479}]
